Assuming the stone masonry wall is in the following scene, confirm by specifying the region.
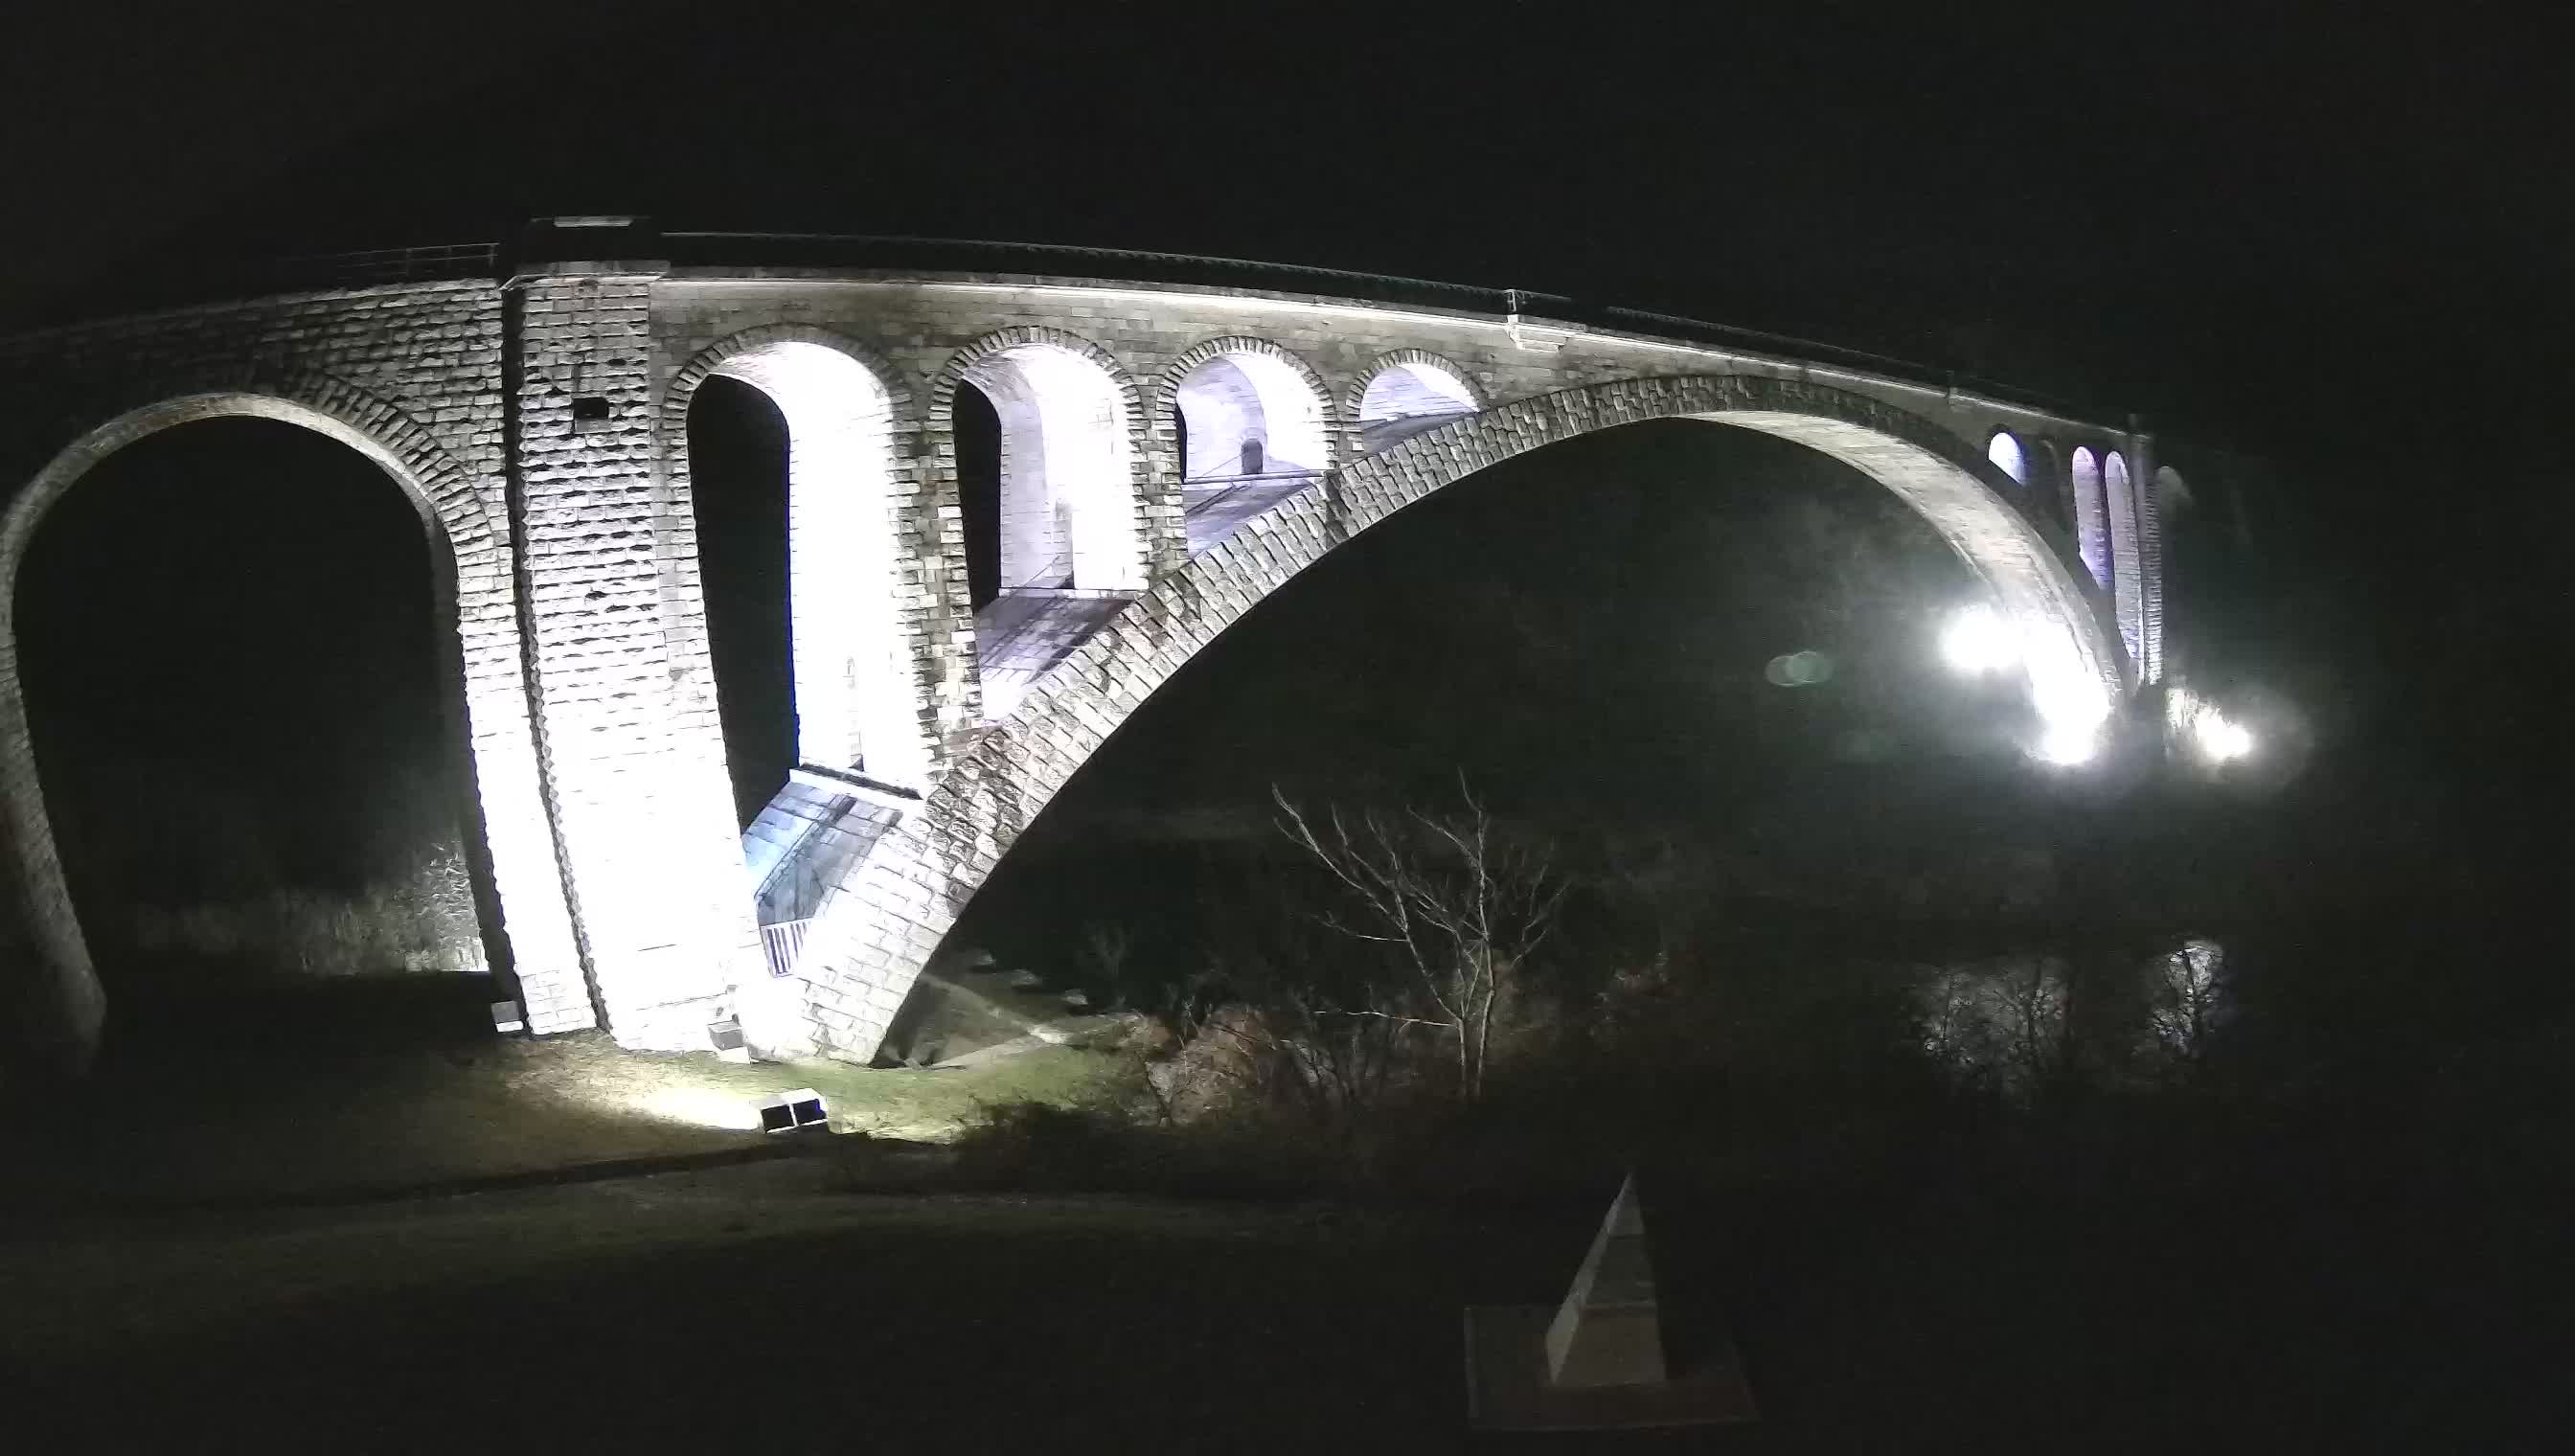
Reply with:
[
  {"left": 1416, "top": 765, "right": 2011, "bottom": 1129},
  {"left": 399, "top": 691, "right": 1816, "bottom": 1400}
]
[
  {"left": 649, "top": 274, "right": 2157, "bottom": 732},
  {"left": 0, "top": 281, "right": 589, "bottom": 1062},
  {"left": 510, "top": 270, "right": 760, "bottom": 1048}
]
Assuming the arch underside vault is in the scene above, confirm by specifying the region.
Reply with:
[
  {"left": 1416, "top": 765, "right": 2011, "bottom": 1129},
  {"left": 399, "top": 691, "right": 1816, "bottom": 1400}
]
[{"left": 741, "top": 373, "right": 2122, "bottom": 1062}]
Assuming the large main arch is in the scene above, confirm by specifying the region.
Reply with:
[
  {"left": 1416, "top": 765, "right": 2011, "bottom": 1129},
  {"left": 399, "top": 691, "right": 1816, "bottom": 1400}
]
[
  {"left": 766, "top": 373, "right": 2123, "bottom": 1059},
  {"left": 0, "top": 378, "right": 581, "bottom": 1072}
]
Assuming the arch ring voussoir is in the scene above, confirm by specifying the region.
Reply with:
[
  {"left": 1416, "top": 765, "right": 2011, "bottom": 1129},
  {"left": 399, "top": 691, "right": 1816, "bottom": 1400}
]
[{"left": 660, "top": 323, "right": 917, "bottom": 428}]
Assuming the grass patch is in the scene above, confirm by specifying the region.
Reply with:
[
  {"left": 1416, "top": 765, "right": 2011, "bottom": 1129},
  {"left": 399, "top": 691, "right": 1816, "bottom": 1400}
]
[{"left": 1, "top": 973, "right": 1139, "bottom": 1210}]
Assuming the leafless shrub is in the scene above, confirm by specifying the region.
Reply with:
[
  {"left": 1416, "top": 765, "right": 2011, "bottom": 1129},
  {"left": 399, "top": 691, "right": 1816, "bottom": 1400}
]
[{"left": 1273, "top": 776, "right": 1567, "bottom": 1103}]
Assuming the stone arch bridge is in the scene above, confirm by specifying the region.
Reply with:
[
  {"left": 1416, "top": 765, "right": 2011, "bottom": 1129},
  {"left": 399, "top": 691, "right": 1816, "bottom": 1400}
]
[{"left": 1, "top": 218, "right": 2173, "bottom": 1070}]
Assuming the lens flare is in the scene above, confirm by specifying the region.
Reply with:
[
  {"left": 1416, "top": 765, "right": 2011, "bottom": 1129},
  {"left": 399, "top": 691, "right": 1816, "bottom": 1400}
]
[{"left": 1764, "top": 649, "right": 1834, "bottom": 687}]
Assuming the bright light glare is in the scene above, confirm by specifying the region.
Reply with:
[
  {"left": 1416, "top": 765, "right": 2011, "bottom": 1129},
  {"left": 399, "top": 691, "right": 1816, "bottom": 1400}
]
[
  {"left": 2199, "top": 718, "right": 2254, "bottom": 762},
  {"left": 633, "top": 1087, "right": 765, "bottom": 1131},
  {"left": 1939, "top": 603, "right": 2113, "bottom": 766},
  {"left": 2028, "top": 671, "right": 2111, "bottom": 767},
  {"left": 2034, "top": 716, "right": 2101, "bottom": 766},
  {"left": 2171, "top": 688, "right": 2255, "bottom": 764},
  {"left": 1940, "top": 604, "right": 2021, "bottom": 675}
]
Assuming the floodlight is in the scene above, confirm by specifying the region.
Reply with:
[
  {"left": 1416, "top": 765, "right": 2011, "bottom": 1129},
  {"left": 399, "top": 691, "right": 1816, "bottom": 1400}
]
[{"left": 758, "top": 1088, "right": 829, "bottom": 1132}]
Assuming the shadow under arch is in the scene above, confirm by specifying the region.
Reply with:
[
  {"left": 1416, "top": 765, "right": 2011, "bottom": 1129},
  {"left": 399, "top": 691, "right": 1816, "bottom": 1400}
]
[
  {"left": 779, "top": 373, "right": 2125, "bottom": 1060},
  {"left": 2, "top": 384, "right": 580, "bottom": 1073}
]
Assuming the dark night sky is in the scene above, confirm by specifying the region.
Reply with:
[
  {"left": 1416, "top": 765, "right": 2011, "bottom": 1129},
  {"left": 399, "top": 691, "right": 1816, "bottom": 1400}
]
[
  {"left": 1, "top": 1, "right": 2562, "bottom": 931},
  {"left": 4, "top": 1, "right": 2559, "bottom": 447}
]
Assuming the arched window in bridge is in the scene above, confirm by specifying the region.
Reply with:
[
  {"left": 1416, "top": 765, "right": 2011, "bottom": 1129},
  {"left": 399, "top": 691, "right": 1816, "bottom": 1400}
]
[
  {"left": 2069, "top": 445, "right": 2109, "bottom": 589},
  {"left": 688, "top": 341, "right": 923, "bottom": 807},
  {"left": 686, "top": 376, "right": 795, "bottom": 823},
  {"left": 1356, "top": 359, "right": 1478, "bottom": 454},
  {"left": 1171, "top": 348, "right": 1330, "bottom": 556},
  {"left": 2104, "top": 449, "right": 2142, "bottom": 664},
  {"left": 1987, "top": 429, "right": 2028, "bottom": 485},
  {"left": 954, "top": 341, "right": 1144, "bottom": 720},
  {"left": 955, "top": 343, "right": 1141, "bottom": 603},
  {"left": 1173, "top": 350, "right": 1327, "bottom": 484}
]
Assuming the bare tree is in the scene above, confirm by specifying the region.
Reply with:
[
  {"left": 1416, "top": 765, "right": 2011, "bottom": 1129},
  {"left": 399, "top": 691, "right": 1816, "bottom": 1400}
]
[{"left": 1273, "top": 776, "right": 1567, "bottom": 1102}]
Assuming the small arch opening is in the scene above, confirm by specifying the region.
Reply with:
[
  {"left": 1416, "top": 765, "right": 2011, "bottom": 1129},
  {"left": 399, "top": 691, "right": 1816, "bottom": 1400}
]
[
  {"left": 953, "top": 341, "right": 1143, "bottom": 719},
  {"left": 688, "top": 340, "right": 922, "bottom": 816},
  {"left": 955, "top": 343, "right": 1140, "bottom": 599},
  {"left": 2104, "top": 450, "right": 2142, "bottom": 664},
  {"left": 685, "top": 376, "right": 796, "bottom": 825},
  {"left": 1174, "top": 351, "right": 1327, "bottom": 483},
  {"left": 2069, "top": 445, "right": 2108, "bottom": 589},
  {"left": 1357, "top": 359, "right": 1479, "bottom": 454},
  {"left": 1172, "top": 347, "right": 1331, "bottom": 556},
  {"left": 1987, "top": 429, "right": 2028, "bottom": 485}
]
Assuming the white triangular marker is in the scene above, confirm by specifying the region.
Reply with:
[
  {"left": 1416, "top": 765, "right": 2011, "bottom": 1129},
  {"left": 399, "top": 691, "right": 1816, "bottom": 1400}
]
[{"left": 1542, "top": 1172, "right": 1667, "bottom": 1388}]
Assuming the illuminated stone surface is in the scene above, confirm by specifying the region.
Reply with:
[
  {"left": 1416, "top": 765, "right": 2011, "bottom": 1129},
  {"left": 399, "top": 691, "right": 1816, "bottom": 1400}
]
[{"left": 0, "top": 224, "right": 2162, "bottom": 1070}]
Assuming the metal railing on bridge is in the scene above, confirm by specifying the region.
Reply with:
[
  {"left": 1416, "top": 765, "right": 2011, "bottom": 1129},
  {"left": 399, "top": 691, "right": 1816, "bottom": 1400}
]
[
  {"left": 269, "top": 241, "right": 503, "bottom": 288},
  {"left": 660, "top": 232, "right": 2104, "bottom": 419},
  {"left": 11, "top": 227, "right": 2107, "bottom": 426}
]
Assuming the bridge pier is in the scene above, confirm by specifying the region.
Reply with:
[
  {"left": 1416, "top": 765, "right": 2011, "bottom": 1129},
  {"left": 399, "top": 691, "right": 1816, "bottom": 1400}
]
[{"left": 503, "top": 260, "right": 761, "bottom": 1047}]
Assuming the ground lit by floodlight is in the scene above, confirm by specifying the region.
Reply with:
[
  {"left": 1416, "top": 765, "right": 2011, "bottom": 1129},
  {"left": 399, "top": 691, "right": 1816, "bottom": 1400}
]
[{"left": 634, "top": 1086, "right": 767, "bottom": 1131}]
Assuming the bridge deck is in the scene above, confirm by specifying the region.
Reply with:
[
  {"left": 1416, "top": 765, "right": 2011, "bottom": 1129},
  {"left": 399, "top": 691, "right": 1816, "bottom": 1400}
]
[
  {"left": 1181, "top": 472, "right": 1320, "bottom": 556},
  {"left": 973, "top": 590, "right": 1136, "bottom": 719}
]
